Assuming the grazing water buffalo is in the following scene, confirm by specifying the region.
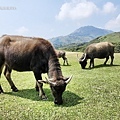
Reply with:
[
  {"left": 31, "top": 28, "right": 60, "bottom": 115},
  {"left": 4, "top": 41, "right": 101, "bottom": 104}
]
[
  {"left": 79, "top": 42, "right": 114, "bottom": 69},
  {"left": 0, "top": 35, "right": 72, "bottom": 105},
  {"left": 56, "top": 51, "right": 69, "bottom": 65}
]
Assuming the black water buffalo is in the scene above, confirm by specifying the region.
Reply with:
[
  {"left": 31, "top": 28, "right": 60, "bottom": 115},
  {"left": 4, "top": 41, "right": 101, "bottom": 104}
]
[
  {"left": 0, "top": 35, "right": 72, "bottom": 105},
  {"left": 56, "top": 51, "right": 69, "bottom": 65},
  {"left": 79, "top": 42, "right": 114, "bottom": 69}
]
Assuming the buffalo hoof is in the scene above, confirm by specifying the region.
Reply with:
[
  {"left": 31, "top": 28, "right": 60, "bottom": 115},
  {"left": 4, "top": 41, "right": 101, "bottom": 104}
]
[
  {"left": 11, "top": 86, "right": 18, "bottom": 92},
  {"left": 0, "top": 90, "right": 4, "bottom": 94},
  {"left": 12, "top": 88, "right": 19, "bottom": 92},
  {"left": 0, "top": 86, "right": 4, "bottom": 93},
  {"left": 41, "top": 95, "right": 48, "bottom": 100}
]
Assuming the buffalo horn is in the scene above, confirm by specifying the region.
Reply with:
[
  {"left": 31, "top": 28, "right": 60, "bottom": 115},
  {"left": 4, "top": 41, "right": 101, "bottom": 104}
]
[
  {"left": 39, "top": 75, "right": 73, "bottom": 85},
  {"left": 38, "top": 79, "right": 48, "bottom": 84},
  {"left": 81, "top": 53, "right": 86, "bottom": 62},
  {"left": 45, "top": 78, "right": 57, "bottom": 86},
  {"left": 65, "top": 75, "right": 73, "bottom": 84},
  {"left": 38, "top": 78, "right": 57, "bottom": 85}
]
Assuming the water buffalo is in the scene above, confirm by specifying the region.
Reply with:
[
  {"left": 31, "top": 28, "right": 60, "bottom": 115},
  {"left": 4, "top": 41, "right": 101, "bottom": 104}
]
[
  {"left": 56, "top": 51, "right": 69, "bottom": 65},
  {"left": 79, "top": 42, "right": 114, "bottom": 69},
  {"left": 0, "top": 35, "right": 72, "bottom": 105}
]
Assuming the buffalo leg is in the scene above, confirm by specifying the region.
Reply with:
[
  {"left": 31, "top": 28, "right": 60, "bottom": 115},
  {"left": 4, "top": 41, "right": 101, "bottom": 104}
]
[
  {"left": 0, "top": 64, "right": 4, "bottom": 93},
  {"left": 0, "top": 85, "right": 3, "bottom": 93},
  {"left": 63, "top": 57, "right": 69, "bottom": 65},
  {"left": 4, "top": 65, "right": 18, "bottom": 92},
  {"left": 35, "top": 82, "right": 39, "bottom": 91},
  {"left": 89, "top": 58, "right": 94, "bottom": 68},
  {"left": 92, "top": 59, "right": 94, "bottom": 68},
  {"left": 63, "top": 60, "right": 65, "bottom": 66},
  {"left": 104, "top": 56, "right": 109, "bottom": 65},
  {"left": 110, "top": 55, "right": 114, "bottom": 65},
  {"left": 33, "top": 70, "right": 47, "bottom": 100},
  {"left": 62, "top": 58, "right": 65, "bottom": 66},
  {"left": 65, "top": 58, "right": 69, "bottom": 65}
]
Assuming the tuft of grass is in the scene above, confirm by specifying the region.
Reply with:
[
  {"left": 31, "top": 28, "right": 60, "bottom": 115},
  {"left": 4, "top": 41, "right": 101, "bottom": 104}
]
[{"left": 0, "top": 52, "right": 120, "bottom": 120}]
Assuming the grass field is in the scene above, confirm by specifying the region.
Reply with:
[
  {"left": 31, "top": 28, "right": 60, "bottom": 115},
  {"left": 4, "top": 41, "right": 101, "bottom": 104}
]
[{"left": 0, "top": 52, "right": 120, "bottom": 120}]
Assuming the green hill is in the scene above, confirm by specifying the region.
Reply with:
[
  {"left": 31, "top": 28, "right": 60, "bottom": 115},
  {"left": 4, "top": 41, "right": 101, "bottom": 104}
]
[
  {"left": 50, "top": 26, "right": 113, "bottom": 48},
  {"left": 89, "top": 32, "right": 120, "bottom": 43},
  {"left": 60, "top": 32, "right": 120, "bottom": 53}
]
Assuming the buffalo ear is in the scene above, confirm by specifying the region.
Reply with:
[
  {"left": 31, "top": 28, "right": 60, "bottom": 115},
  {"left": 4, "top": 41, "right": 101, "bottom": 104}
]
[{"left": 64, "top": 75, "right": 73, "bottom": 84}]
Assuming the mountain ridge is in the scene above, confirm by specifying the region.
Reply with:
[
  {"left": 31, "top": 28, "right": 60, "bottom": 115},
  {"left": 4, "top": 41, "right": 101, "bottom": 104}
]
[{"left": 50, "top": 26, "right": 113, "bottom": 47}]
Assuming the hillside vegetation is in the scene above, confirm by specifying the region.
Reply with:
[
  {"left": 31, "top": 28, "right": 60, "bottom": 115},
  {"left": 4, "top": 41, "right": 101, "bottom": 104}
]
[{"left": 60, "top": 32, "right": 120, "bottom": 53}]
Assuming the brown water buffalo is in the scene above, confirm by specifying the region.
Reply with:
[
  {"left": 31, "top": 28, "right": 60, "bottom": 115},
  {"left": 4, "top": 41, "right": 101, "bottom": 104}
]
[
  {"left": 56, "top": 51, "right": 69, "bottom": 65},
  {"left": 79, "top": 42, "right": 114, "bottom": 69},
  {"left": 0, "top": 35, "right": 72, "bottom": 105}
]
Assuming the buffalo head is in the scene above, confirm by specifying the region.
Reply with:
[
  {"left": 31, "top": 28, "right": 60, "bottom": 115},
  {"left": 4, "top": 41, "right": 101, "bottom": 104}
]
[
  {"left": 79, "top": 53, "right": 87, "bottom": 69},
  {"left": 38, "top": 75, "right": 72, "bottom": 105}
]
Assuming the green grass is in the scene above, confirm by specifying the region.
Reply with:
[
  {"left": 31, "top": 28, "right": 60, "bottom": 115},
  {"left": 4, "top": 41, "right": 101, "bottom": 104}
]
[{"left": 0, "top": 52, "right": 120, "bottom": 120}]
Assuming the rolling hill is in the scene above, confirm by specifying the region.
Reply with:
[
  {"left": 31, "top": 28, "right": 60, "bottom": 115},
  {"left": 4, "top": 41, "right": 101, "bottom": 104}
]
[
  {"left": 61, "top": 32, "right": 120, "bottom": 53},
  {"left": 50, "top": 26, "right": 113, "bottom": 48}
]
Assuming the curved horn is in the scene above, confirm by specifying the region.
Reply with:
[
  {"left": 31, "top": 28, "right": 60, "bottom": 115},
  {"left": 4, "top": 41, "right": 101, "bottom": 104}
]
[
  {"left": 42, "top": 75, "right": 73, "bottom": 85},
  {"left": 81, "top": 53, "right": 86, "bottom": 62},
  {"left": 45, "top": 77, "right": 57, "bottom": 86},
  {"left": 48, "top": 80, "right": 56, "bottom": 86},
  {"left": 38, "top": 77, "right": 56, "bottom": 85},
  {"left": 38, "top": 79, "right": 48, "bottom": 84},
  {"left": 65, "top": 75, "right": 73, "bottom": 84}
]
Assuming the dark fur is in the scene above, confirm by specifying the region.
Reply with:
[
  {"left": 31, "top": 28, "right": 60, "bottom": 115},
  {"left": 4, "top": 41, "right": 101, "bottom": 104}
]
[
  {"left": 0, "top": 35, "right": 72, "bottom": 105},
  {"left": 79, "top": 42, "right": 114, "bottom": 69}
]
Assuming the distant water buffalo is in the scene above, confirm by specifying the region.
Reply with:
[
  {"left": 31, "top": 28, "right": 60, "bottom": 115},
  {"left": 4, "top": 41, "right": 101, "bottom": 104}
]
[
  {"left": 56, "top": 51, "right": 69, "bottom": 65},
  {"left": 0, "top": 35, "right": 72, "bottom": 105},
  {"left": 78, "top": 42, "right": 114, "bottom": 69}
]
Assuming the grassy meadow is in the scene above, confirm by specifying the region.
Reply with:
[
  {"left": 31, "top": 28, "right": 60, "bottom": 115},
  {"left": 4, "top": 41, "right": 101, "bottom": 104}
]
[{"left": 0, "top": 52, "right": 120, "bottom": 120}]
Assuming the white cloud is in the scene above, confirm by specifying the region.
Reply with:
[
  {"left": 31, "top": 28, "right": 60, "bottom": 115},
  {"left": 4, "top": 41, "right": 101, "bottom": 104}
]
[
  {"left": 56, "top": 0, "right": 98, "bottom": 20},
  {"left": 102, "top": 2, "right": 117, "bottom": 14},
  {"left": 105, "top": 14, "right": 120, "bottom": 31},
  {"left": 16, "top": 26, "right": 29, "bottom": 35}
]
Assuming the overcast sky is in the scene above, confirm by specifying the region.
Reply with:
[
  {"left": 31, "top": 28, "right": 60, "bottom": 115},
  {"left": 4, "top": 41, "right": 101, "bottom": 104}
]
[{"left": 0, "top": 0, "right": 120, "bottom": 39}]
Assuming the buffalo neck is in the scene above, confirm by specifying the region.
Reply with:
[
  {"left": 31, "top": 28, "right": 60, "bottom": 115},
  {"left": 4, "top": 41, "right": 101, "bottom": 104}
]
[{"left": 48, "top": 55, "right": 63, "bottom": 81}]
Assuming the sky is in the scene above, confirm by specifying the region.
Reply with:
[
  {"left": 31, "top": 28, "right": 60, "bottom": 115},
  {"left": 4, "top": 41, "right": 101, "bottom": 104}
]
[{"left": 0, "top": 0, "right": 120, "bottom": 39}]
